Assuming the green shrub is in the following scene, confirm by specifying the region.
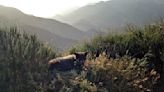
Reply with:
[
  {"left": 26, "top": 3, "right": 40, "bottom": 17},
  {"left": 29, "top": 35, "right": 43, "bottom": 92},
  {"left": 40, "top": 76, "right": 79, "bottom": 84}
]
[{"left": 0, "top": 27, "right": 56, "bottom": 92}]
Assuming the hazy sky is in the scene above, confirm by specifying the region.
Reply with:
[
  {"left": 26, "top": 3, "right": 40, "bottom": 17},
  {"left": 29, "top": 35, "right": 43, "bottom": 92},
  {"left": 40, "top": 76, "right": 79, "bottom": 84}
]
[{"left": 0, "top": 0, "right": 109, "bottom": 18}]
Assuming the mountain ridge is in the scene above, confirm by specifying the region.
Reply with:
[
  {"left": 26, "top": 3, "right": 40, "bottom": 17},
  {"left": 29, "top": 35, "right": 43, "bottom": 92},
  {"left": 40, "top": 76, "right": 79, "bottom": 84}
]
[
  {"left": 54, "top": 0, "right": 164, "bottom": 32},
  {"left": 0, "top": 5, "right": 88, "bottom": 50}
]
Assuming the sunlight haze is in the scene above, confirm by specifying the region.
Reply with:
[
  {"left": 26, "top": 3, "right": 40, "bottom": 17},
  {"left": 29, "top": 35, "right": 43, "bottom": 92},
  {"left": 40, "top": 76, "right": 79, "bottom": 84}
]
[{"left": 0, "top": 0, "right": 109, "bottom": 18}]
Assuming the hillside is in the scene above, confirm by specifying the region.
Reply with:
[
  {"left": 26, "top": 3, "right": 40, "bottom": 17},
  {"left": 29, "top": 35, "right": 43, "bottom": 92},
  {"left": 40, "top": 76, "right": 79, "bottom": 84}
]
[
  {"left": 20, "top": 25, "right": 77, "bottom": 50},
  {"left": 0, "top": 21, "right": 164, "bottom": 92},
  {"left": 54, "top": 0, "right": 164, "bottom": 32},
  {"left": 0, "top": 5, "right": 88, "bottom": 50}
]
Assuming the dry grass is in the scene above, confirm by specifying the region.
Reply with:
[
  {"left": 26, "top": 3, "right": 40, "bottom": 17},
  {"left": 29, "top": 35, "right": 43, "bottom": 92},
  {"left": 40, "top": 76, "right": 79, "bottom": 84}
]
[{"left": 71, "top": 53, "right": 161, "bottom": 92}]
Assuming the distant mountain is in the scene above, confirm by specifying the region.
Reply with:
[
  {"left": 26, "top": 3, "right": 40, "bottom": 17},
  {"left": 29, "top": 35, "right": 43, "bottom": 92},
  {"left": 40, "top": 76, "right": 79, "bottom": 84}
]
[
  {"left": 0, "top": 5, "right": 88, "bottom": 50},
  {"left": 54, "top": 0, "right": 164, "bottom": 32},
  {"left": 20, "top": 25, "right": 77, "bottom": 50}
]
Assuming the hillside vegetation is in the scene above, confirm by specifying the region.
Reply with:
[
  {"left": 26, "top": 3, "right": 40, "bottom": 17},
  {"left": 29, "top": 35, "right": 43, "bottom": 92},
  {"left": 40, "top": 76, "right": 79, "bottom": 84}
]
[
  {"left": 0, "top": 21, "right": 164, "bottom": 92},
  {"left": 68, "top": 21, "right": 164, "bottom": 92},
  {"left": 0, "top": 28, "right": 56, "bottom": 92}
]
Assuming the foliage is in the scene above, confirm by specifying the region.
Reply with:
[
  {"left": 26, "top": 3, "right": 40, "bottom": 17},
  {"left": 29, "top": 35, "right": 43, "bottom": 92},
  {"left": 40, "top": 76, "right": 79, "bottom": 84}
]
[
  {"left": 70, "top": 21, "right": 164, "bottom": 59},
  {"left": 0, "top": 27, "right": 56, "bottom": 92},
  {"left": 67, "top": 21, "right": 164, "bottom": 92},
  {"left": 70, "top": 21, "right": 164, "bottom": 74},
  {"left": 83, "top": 54, "right": 160, "bottom": 92},
  {"left": 1, "top": 21, "right": 164, "bottom": 92}
]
